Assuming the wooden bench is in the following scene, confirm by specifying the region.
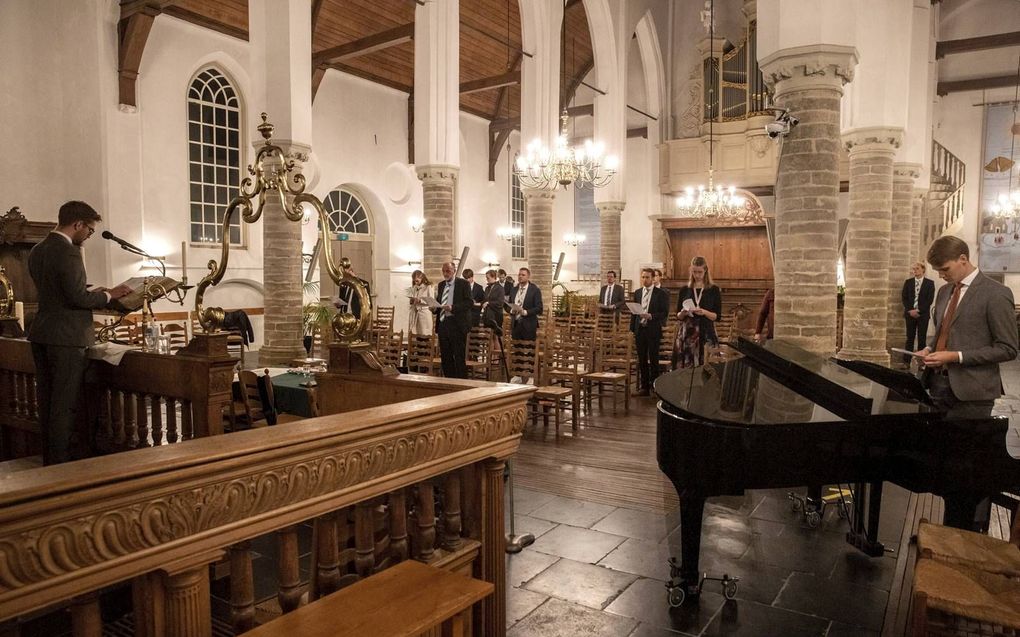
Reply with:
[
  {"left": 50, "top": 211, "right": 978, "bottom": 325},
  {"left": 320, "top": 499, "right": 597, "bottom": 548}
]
[{"left": 245, "top": 559, "right": 493, "bottom": 637}]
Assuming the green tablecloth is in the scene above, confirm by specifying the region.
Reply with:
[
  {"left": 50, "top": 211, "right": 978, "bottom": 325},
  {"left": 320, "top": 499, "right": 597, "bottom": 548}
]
[{"left": 268, "top": 372, "right": 315, "bottom": 417}]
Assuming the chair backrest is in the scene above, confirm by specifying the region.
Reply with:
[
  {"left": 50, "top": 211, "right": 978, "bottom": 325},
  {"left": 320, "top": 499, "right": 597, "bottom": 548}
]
[
  {"left": 599, "top": 332, "right": 634, "bottom": 370},
  {"left": 160, "top": 322, "right": 188, "bottom": 353},
  {"left": 507, "top": 338, "right": 539, "bottom": 382},
  {"left": 659, "top": 322, "right": 679, "bottom": 360},
  {"left": 727, "top": 303, "right": 756, "bottom": 341},
  {"left": 237, "top": 369, "right": 269, "bottom": 424},
  {"left": 376, "top": 330, "right": 403, "bottom": 367},
  {"left": 373, "top": 306, "right": 395, "bottom": 332},
  {"left": 114, "top": 317, "right": 140, "bottom": 344},
  {"left": 466, "top": 327, "right": 492, "bottom": 363},
  {"left": 406, "top": 334, "right": 437, "bottom": 373}
]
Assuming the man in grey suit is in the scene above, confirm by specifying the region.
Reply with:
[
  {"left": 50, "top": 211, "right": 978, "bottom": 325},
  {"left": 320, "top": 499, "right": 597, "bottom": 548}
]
[
  {"left": 28, "top": 201, "right": 132, "bottom": 465},
  {"left": 598, "top": 270, "right": 625, "bottom": 321},
  {"left": 918, "top": 235, "right": 1018, "bottom": 530}
]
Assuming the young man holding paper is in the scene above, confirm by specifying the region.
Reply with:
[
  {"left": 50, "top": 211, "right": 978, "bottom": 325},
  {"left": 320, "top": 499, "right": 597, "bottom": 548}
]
[{"left": 630, "top": 268, "right": 669, "bottom": 396}]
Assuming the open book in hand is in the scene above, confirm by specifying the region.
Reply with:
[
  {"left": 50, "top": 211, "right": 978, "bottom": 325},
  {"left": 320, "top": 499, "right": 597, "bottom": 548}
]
[{"left": 109, "top": 276, "right": 180, "bottom": 313}]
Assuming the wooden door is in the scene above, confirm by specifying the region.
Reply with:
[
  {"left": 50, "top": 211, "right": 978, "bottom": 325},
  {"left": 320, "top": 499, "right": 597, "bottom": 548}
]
[
  {"left": 322, "top": 239, "right": 373, "bottom": 298},
  {"left": 669, "top": 226, "right": 772, "bottom": 284}
]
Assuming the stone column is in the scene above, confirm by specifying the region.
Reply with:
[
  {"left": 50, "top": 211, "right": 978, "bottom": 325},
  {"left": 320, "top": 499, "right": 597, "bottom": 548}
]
[
  {"left": 260, "top": 147, "right": 310, "bottom": 366},
  {"left": 524, "top": 189, "right": 554, "bottom": 291},
  {"left": 597, "top": 201, "right": 625, "bottom": 277},
  {"left": 837, "top": 127, "right": 901, "bottom": 365},
  {"left": 887, "top": 163, "right": 919, "bottom": 355},
  {"left": 912, "top": 187, "right": 927, "bottom": 261},
  {"left": 417, "top": 166, "right": 458, "bottom": 281},
  {"left": 759, "top": 45, "right": 858, "bottom": 355}
]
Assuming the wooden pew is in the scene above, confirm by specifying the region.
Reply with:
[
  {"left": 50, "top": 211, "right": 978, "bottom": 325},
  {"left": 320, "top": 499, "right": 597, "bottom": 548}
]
[{"left": 247, "top": 559, "right": 492, "bottom": 637}]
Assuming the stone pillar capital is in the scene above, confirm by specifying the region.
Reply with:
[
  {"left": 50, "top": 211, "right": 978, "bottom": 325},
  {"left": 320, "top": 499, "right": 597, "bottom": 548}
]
[
  {"left": 841, "top": 126, "right": 903, "bottom": 156},
  {"left": 415, "top": 164, "right": 459, "bottom": 183},
  {"left": 759, "top": 44, "right": 859, "bottom": 97},
  {"left": 258, "top": 138, "right": 312, "bottom": 163},
  {"left": 595, "top": 201, "right": 626, "bottom": 216},
  {"left": 893, "top": 162, "right": 922, "bottom": 181},
  {"left": 522, "top": 187, "right": 557, "bottom": 202}
]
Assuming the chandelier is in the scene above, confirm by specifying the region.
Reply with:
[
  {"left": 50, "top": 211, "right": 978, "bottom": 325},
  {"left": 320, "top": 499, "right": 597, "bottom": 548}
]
[
  {"left": 988, "top": 54, "right": 1020, "bottom": 219},
  {"left": 514, "top": 110, "right": 619, "bottom": 190},
  {"left": 563, "top": 232, "right": 586, "bottom": 247},
  {"left": 497, "top": 226, "right": 522, "bottom": 242},
  {"left": 675, "top": 0, "right": 746, "bottom": 220}
]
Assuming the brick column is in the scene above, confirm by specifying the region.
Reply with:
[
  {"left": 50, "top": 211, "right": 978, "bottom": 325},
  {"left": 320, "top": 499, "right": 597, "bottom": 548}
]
[
  {"left": 759, "top": 45, "right": 858, "bottom": 355},
  {"left": 837, "top": 127, "right": 901, "bottom": 365},
  {"left": 417, "top": 165, "right": 458, "bottom": 282},
  {"left": 260, "top": 145, "right": 310, "bottom": 367},
  {"left": 597, "top": 201, "right": 624, "bottom": 277},
  {"left": 887, "top": 163, "right": 919, "bottom": 355},
  {"left": 524, "top": 188, "right": 554, "bottom": 290},
  {"left": 912, "top": 187, "right": 927, "bottom": 262}
]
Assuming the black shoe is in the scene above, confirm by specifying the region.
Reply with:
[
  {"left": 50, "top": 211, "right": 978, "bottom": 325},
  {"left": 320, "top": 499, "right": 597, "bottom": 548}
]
[{"left": 635, "top": 389, "right": 650, "bottom": 397}]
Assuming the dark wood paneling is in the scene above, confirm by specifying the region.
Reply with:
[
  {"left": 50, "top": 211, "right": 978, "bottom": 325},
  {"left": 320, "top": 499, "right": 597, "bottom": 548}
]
[{"left": 666, "top": 224, "right": 773, "bottom": 284}]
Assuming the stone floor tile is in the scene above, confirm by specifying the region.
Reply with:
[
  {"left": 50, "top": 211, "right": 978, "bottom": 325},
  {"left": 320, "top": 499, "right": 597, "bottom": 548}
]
[
  {"left": 506, "top": 514, "right": 558, "bottom": 539},
  {"left": 507, "top": 549, "right": 559, "bottom": 587},
  {"left": 512, "top": 488, "right": 557, "bottom": 517},
  {"left": 829, "top": 551, "right": 897, "bottom": 592},
  {"left": 524, "top": 558, "right": 638, "bottom": 610},
  {"left": 507, "top": 597, "right": 638, "bottom": 637},
  {"left": 529, "top": 495, "right": 617, "bottom": 528},
  {"left": 598, "top": 537, "right": 672, "bottom": 581},
  {"left": 605, "top": 577, "right": 724, "bottom": 635},
  {"left": 701, "top": 599, "right": 828, "bottom": 637},
  {"left": 699, "top": 554, "right": 792, "bottom": 606},
  {"left": 825, "top": 620, "right": 880, "bottom": 637},
  {"left": 507, "top": 586, "right": 549, "bottom": 628},
  {"left": 774, "top": 572, "right": 888, "bottom": 631},
  {"left": 531, "top": 524, "right": 627, "bottom": 564},
  {"left": 593, "top": 507, "right": 679, "bottom": 542},
  {"left": 627, "top": 623, "right": 690, "bottom": 637}
]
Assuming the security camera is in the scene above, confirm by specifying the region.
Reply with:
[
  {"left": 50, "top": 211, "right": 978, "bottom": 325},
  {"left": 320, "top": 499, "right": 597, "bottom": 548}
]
[{"left": 763, "top": 109, "right": 799, "bottom": 139}]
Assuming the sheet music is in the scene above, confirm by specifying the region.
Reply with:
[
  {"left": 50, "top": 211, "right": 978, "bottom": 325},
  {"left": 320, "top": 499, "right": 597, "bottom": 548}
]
[{"left": 625, "top": 302, "right": 645, "bottom": 315}]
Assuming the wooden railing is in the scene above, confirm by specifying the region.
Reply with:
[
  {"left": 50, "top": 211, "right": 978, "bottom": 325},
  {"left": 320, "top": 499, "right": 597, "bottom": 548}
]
[
  {"left": 0, "top": 335, "right": 238, "bottom": 459},
  {"left": 0, "top": 363, "right": 533, "bottom": 636},
  {"left": 925, "top": 140, "right": 966, "bottom": 242},
  {"left": 931, "top": 139, "right": 965, "bottom": 192}
]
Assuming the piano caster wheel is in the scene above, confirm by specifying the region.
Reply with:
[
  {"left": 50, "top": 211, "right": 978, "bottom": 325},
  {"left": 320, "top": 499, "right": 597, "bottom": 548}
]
[
  {"left": 806, "top": 510, "right": 821, "bottom": 528},
  {"left": 666, "top": 585, "right": 685, "bottom": 608},
  {"left": 668, "top": 557, "right": 681, "bottom": 580},
  {"left": 723, "top": 579, "right": 738, "bottom": 600},
  {"left": 788, "top": 492, "right": 803, "bottom": 512}
]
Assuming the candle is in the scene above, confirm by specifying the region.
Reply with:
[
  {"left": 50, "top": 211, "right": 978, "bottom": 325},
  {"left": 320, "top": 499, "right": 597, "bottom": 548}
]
[
  {"left": 14, "top": 301, "right": 23, "bottom": 329},
  {"left": 181, "top": 241, "right": 188, "bottom": 284}
]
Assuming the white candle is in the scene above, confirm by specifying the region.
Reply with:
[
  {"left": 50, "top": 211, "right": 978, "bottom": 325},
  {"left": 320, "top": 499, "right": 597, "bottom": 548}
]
[
  {"left": 14, "top": 301, "right": 24, "bottom": 329},
  {"left": 181, "top": 241, "right": 188, "bottom": 283}
]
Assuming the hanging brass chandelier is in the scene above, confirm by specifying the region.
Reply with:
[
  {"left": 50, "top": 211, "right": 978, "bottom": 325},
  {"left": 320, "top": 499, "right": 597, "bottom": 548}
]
[{"left": 989, "top": 54, "right": 1020, "bottom": 219}]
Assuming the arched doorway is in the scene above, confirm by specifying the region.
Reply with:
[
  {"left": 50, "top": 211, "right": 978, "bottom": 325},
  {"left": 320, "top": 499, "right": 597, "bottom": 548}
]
[{"left": 321, "top": 186, "right": 375, "bottom": 300}]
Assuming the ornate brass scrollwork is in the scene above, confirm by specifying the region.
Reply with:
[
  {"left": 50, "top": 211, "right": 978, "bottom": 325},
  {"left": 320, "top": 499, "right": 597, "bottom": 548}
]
[{"left": 193, "top": 113, "right": 371, "bottom": 343}]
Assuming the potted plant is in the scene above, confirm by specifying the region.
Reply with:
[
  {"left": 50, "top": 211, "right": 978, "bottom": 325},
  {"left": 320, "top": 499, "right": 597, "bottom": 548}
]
[{"left": 301, "top": 281, "right": 331, "bottom": 356}]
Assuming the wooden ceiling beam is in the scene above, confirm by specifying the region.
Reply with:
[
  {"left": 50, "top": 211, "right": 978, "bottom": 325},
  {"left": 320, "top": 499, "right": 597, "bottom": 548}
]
[
  {"left": 460, "top": 70, "right": 520, "bottom": 95},
  {"left": 161, "top": 5, "right": 247, "bottom": 40},
  {"left": 488, "top": 126, "right": 512, "bottom": 181},
  {"left": 936, "top": 31, "right": 1020, "bottom": 59},
  {"left": 118, "top": 0, "right": 175, "bottom": 20},
  {"left": 313, "top": 23, "right": 414, "bottom": 66},
  {"left": 937, "top": 74, "right": 1019, "bottom": 96},
  {"left": 326, "top": 63, "right": 413, "bottom": 94},
  {"left": 490, "top": 103, "right": 594, "bottom": 132},
  {"left": 562, "top": 57, "right": 594, "bottom": 110},
  {"left": 311, "top": 0, "right": 326, "bottom": 34},
  {"left": 117, "top": 4, "right": 161, "bottom": 107},
  {"left": 491, "top": 52, "right": 524, "bottom": 119}
]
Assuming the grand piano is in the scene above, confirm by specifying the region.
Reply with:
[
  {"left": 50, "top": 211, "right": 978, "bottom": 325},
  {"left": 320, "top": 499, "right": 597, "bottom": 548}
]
[{"left": 655, "top": 337, "right": 1020, "bottom": 604}]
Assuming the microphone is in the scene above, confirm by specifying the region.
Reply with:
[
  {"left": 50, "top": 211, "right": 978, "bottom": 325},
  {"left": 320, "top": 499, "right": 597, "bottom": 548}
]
[
  {"left": 485, "top": 318, "right": 503, "bottom": 337},
  {"left": 101, "top": 230, "right": 146, "bottom": 255}
]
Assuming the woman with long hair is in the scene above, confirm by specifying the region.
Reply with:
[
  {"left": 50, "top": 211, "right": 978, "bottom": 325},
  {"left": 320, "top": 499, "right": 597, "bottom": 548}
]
[
  {"left": 671, "top": 256, "right": 722, "bottom": 369},
  {"left": 407, "top": 269, "right": 434, "bottom": 336}
]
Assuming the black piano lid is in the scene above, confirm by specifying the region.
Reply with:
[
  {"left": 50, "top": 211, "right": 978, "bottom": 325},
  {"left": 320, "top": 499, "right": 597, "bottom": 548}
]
[{"left": 654, "top": 338, "right": 934, "bottom": 426}]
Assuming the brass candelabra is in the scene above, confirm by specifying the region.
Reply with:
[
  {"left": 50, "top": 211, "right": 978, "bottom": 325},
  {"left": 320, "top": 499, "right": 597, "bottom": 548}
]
[{"left": 193, "top": 113, "right": 370, "bottom": 343}]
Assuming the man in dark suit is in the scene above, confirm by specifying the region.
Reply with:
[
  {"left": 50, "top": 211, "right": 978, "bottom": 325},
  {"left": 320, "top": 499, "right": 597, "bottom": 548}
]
[
  {"left": 509, "top": 267, "right": 543, "bottom": 340},
  {"left": 334, "top": 264, "right": 371, "bottom": 320},
  {"left": 919, "top": 236, "right": 1018, "bottom": 531},
  {"left": 631, "top": 268, "right": 670, "bottom": 396},
  {"left": 499, "top": 268, "right": 514, "bottom": 299},
  {"left": 901, "top": 261, "right": 935, "bottom": 363},
  {"left": 28, "top": 201, "right": 132, "bottom": 465},
  {"left": 463, "top": 268, "right": 486, "bottom": 326},
  {"left": 482, "top": 269, "right": 505, "bottom": 330},
  {"left": 434, "top": 261, "right": 473, "bottom": 378},
  {"left": 599, "top": 270, "right": 625, "bottom": 320}
]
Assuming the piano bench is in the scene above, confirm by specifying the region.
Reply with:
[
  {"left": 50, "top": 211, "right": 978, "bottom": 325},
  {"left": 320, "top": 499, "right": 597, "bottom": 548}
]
[
  {"left": 918, "top": 520, "right": 1020, "bottom": 579},
  {"left": 244, "top": 559, "right": 492, "bottom": 637},
  {"left": 912, "top": 558, "right": 1020, "bottom": 636}
]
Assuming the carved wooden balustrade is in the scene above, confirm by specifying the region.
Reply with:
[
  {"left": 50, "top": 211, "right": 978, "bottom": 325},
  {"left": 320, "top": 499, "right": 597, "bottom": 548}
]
[
  {"left": 0, "top": 364, "right": 532, "bottom": 637},
  {"left": 0, "top": 335, "right": 238, "bottom": 459}
]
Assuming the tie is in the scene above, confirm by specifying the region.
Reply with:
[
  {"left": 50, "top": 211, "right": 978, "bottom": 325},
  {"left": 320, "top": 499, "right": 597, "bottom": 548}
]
[
  {"left": 441, "top": 281, "right": 452, "bottom": 321},
  {"left": 934, "top": 282, "right": 963, "bottom": 352},
  {"left": 604, "top": 285, "right": 611, "bottom": 305},
  {"left": 516, "top": 286, "right": 526, "bottom": 306},
  {"left": 642, "top": 288, "right": 651, "bottom": 313},
  {"left": 914, "top": 279, "right": 921, "bottom": 309}
]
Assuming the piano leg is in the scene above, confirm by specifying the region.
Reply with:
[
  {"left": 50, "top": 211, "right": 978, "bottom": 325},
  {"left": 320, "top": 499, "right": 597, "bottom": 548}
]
[
  {"left": 943, "top": 493, "right": 984, "bottom": 531},
  {"left": 677, "top": 496, "right": 705, "bottom": 597},
  {"left": 845, "top": 482, "right": 886, "bottom": 557}
]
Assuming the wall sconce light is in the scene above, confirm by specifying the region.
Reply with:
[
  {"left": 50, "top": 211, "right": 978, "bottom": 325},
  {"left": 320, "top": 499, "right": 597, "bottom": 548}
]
[
  {"left": 497, "top": 226, "right": 522, "bottom": 242},
  {"left": 407, "top": 260, "right": 422, "bottom": 267},
  {"left": 486, "top": 262, "right": 501, "bottom": 268},
  {"left": 563, "top": 233, "right": 586, "bottom": 247},
  {"left": 409, "top": 216, "right": 425, "bottom": 233}
]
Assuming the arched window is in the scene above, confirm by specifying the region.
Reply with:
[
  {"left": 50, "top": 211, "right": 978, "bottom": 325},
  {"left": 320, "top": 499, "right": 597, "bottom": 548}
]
[
  {"left": 187, "top": 68, "right": 242, "bottom": 245},
  {"left": 510, "top": 172, "right": 525, "bottom": 259},
  {"left": 324, "top": 188, "right": 371, "bottom": 235}
]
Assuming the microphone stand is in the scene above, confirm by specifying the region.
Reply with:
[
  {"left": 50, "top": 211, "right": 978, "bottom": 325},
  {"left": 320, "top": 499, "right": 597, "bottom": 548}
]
[{"left": 486, "top": 317, "right": 535, "bottom": 553}]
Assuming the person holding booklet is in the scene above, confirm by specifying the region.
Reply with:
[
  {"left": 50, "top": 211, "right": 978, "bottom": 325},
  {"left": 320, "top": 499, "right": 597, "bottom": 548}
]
[
  {"left": 406, "top": 269, "right": 434, "bottom": 336},
  {"left": 671, "top": 256, "right": 722, "bottom": 370},
  {"left": 434, "top": 262, "right": 473, "bottom": 378},
  {"left": 28, "top": 200, "right": 133, "bottom": 465},
  {"left": 630, "top": 268, "right": 669, "bottom": 396},
  {"left": 508, "top": 267, "right": 543, "bottom": 341}
]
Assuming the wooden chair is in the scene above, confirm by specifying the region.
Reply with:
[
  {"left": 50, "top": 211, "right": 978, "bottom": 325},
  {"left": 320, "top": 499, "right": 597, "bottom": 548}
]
[
  {"left": 583, "top": 332, "right": 632, "bottom": 413},
  {"left": 160, "top": 322, "right": 188, "bottom": 353},
  {"left": 912, "top": 557, "right": 1020, "bottom": 636},
  {"left": 509, "top": 338, "right": 573, "bottom": 435},
  {"left": 465, "top": 327, "right": 492, "bottom": 380},
  {"left": 544, "top": 336, "right": 585, "bottom": 426},
  {"left": 659, "top": 321, "right": 679, "bottom": 372},
  {"left": 231, "top": 369, "right": 273, "bottom": 428},
  {"left": 373, "top": 305, "right": 395, "bottom": 333},
  {"left": 261, "top": 370, "right": 316, "bottom": 424},
  {"left": 407, "top": 334, "right": 439, "bottom": 375},
  {"left": 375, "top": 330, "right": 404, "bottom": 369},
  {"left": 112, "top": 316, "right": 140, "bottom": 345}
]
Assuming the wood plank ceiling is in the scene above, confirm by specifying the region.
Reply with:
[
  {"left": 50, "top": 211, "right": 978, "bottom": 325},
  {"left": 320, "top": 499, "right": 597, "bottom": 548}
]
[{"left": 125, "top": 0, "right": 595, "bottom": 123}]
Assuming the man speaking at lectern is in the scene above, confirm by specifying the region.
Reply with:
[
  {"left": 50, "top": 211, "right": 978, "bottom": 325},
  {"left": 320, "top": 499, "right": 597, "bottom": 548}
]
[{"left": 28, "top": 201, "right": 132, "bottom": 465}]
